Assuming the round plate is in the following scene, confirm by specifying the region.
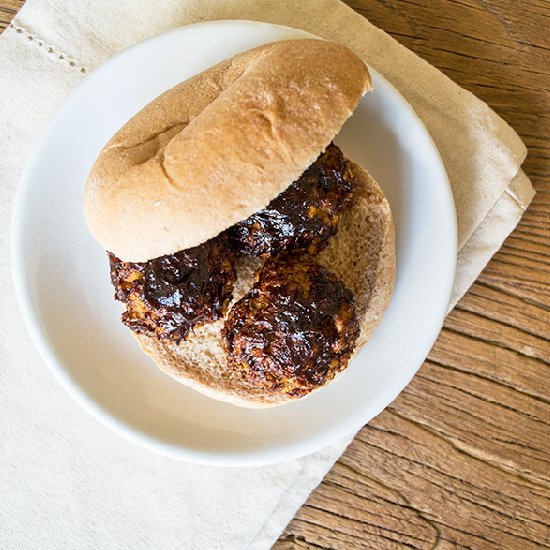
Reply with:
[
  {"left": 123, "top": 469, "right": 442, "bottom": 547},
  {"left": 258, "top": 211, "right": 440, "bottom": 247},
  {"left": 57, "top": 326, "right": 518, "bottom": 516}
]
[{"left": 12, "top": 21, "right": 456, "bottom": 466}]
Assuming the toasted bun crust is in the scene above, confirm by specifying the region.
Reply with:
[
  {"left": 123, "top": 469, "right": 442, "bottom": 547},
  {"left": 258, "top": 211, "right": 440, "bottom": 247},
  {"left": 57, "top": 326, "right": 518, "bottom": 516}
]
[
  {"left": 133, "top": 163, "right": 395, "bottom": 408},
  {"left": 84, "top": 39, "right": 371, "bottom": 262}
]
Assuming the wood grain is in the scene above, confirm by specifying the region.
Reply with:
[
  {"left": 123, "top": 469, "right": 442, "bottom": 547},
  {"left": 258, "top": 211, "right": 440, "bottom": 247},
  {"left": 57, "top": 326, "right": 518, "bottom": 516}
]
[
  {"left": 2, "top": 1, "right": 549, "bottom": 548},
  {"left": 0, "top": 0, "right": 19, "bottom": 31}
]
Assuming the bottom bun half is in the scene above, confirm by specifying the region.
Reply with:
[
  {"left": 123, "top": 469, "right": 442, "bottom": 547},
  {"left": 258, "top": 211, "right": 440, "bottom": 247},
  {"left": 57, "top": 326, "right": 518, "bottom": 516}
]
[{"left": 133, "top": 162, "right": 396, "bottom": 408}]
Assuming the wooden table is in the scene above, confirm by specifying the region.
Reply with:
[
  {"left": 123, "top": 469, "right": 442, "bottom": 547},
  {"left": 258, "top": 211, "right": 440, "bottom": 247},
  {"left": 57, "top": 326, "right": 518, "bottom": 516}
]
[{"left": 2, "top": 1, "right": 548, "bottom": 548}]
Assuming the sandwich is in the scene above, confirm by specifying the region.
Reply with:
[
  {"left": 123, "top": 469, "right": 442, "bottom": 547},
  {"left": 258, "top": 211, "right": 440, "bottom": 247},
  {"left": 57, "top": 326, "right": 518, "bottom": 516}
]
[{"left": 84, "top": 39, "right": 396, "bottom": 408}]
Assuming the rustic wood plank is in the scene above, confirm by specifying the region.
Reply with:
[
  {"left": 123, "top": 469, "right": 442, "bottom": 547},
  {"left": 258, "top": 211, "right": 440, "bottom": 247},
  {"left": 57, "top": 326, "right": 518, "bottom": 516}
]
[
  {"left": 460, "top": 282, "right": 549, "bottom": 339},
  {"left": 1, "top": 1, "right": 548, "bottom": 548}
]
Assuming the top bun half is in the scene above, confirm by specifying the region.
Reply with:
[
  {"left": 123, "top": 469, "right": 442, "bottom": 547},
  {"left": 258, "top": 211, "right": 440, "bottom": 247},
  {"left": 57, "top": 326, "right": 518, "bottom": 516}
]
[{"left": 84, "top": 39, "right": 372, "bottom": 262}]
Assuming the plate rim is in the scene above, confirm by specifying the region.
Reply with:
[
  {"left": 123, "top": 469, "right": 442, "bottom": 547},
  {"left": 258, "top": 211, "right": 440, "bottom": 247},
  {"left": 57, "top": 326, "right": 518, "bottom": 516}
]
[{"left": 11, "top": 20, "right": 457, "bottom": 466}]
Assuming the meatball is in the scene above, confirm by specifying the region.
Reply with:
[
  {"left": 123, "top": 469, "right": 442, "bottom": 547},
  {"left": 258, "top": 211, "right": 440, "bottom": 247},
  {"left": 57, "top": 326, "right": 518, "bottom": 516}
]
[
  {"left": 222, "top": 257, "right": 360, "bottom": 397},
  {"left": 226, "top": 143, "right": 355, "bottom": 257},
  {"left": 109, "top": 236, "right": 236, "bottom": 343}
]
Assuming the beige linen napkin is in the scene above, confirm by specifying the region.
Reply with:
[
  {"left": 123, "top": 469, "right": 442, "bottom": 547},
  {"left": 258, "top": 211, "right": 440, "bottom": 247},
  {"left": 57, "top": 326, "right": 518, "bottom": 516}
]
[{"left": 0, "top": 0, "right": 534, "bottom": 548}]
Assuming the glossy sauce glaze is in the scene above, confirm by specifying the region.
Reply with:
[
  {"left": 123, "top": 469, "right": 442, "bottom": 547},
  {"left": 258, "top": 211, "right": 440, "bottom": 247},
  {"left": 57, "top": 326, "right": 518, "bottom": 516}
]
[
  {"left": 109, "top": 236, "right": 236, "bottom": 343},
  {"left": 222, "top": 257, "right": 360, "bottom": 396},
  {"left": 226, "top": 143, "right": 355, "bottom": 257}
]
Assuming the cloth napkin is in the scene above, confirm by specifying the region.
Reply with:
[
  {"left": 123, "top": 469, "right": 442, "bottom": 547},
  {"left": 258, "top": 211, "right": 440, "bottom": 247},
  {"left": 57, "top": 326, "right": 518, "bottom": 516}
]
[{"left": 0, "top": 0, "right": 534, "bottom": 548}]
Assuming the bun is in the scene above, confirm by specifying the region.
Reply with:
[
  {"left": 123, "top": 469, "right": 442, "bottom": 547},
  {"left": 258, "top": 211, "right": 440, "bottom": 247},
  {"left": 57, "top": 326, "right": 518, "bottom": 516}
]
[
  {"left": 133, "top": 163, "right": 395, "bottom": 408},
  {"left": 84, "top": 39, "right": 371, "bottom": 262}
]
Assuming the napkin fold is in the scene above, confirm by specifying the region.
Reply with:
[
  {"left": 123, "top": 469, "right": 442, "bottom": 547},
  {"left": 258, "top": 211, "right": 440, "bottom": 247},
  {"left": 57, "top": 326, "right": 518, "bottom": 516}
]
[{"left": 0, "top": 0, "right": 534, "bottom": 548}]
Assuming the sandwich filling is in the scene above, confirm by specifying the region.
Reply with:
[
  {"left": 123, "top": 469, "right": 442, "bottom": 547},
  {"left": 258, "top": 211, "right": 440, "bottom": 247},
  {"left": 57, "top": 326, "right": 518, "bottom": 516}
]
[{"left": 109, "top": 143, "right": 361, "bottom": 396}]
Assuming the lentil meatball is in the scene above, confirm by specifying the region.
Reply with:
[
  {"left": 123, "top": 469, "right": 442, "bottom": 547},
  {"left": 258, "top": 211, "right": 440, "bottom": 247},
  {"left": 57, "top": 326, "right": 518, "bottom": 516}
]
[
  {"left": 222, "top": 257, "right": 360, "bottom": 397},
  {"left": 109, "top": 236, "right": 236, "bottom": 343},
  {"left": 226, "top": 143, "right": 355, "bottom": 257}
]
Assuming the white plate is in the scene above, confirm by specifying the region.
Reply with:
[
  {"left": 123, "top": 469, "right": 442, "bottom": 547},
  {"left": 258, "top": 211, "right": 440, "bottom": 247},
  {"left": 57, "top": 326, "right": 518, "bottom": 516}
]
[{"left": 12, "top": 21, "right": 456, "bottom": 466}]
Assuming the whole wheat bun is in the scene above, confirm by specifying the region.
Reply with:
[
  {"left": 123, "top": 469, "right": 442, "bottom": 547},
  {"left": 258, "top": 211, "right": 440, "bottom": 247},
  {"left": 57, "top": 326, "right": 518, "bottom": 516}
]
[
  {"left": 84, "top": 39, "right": 372, "bottom": 262},
  {"left": 133, "top": 162, "right": 395, "bottom": 408}
]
